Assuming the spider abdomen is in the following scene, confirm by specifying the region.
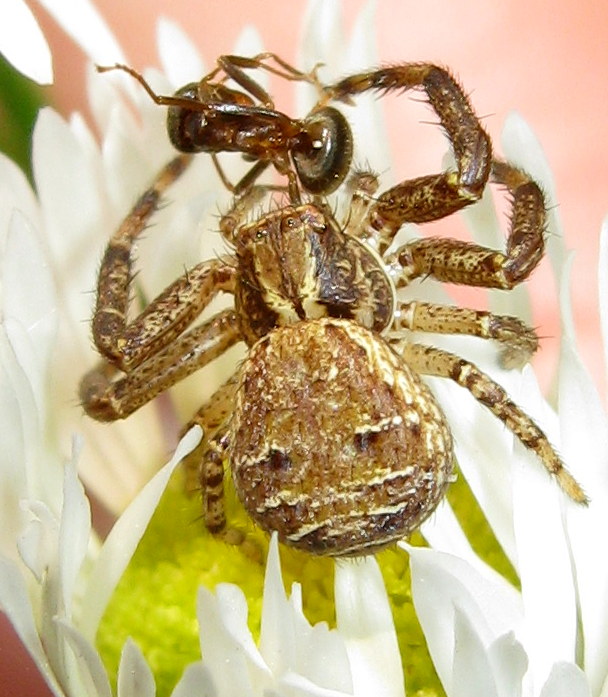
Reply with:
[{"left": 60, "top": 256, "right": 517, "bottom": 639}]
[{"left": 230, "top": 317, "right": 454, "bottom": 556}]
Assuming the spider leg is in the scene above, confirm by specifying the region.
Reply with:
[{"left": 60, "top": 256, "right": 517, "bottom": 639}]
[
  {"left": 181, "top": 374, "right": 238, "bottom": 494},
  {"left": 95, "top": 257, "right": 237, "bottom": 372},
  {"left": 181, "top": 377, "right": 262, "bottom": 561},
  {"left": 323, "top": 63, "right": 492, "bottom": 253},
  {"left": 80, "top": 309, "right": 240, "bottom": 421},
  {"left": 385, "top": 160, "right": 545, "bottom": 289},
  {"left": 341, "top": 169, "right": 380, "bottom": 242},
  {"left": 397, "top": 341, "right": 587, "bottom": 504},
  {"left": 392, "top": 300, "right": 538, "bottom": 369},
  {"left": 81, "top": 154, "right": 244, "bottom": 420},
  {"left": 90, "top": 154, "right": 237, "bottom": 370},
  {"left": 199, "top": 423, "right": 231, "bottom": 534}
]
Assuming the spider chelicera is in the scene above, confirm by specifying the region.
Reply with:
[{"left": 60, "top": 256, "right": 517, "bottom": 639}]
[{"left": 81, "top": 57, "right": 586, "bottom": 557}]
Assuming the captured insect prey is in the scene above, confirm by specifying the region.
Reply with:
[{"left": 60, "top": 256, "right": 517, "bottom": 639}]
[{"left": 82, "top": 55, "right": 587, "bottom": 557}]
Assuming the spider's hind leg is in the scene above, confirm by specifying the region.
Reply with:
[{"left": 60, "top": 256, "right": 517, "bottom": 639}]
[
  {"left": 398, "top": 341, "right": 587, "bottom": 504},
  {"left": 181, "top": 375, "right": 264, "bottom": 561},
  {"left": 181, "top": 375, "right": 238, "bottom": 497}
]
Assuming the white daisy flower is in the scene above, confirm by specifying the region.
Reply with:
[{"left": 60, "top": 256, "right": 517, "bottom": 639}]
[
  {"left": 1, "top": 2, "right": 606, "bottom": 697},
  {"left": 0, "top": 0, "right": 123, "bottom": 83}
]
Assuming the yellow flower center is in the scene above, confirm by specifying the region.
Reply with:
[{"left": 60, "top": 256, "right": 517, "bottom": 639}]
[{"left": 97, "top": 467, "right": 515, "bottom": 697}]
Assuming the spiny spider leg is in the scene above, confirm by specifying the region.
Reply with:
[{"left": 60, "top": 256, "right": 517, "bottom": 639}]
[
  {"left": 383, "top": 159, "right": 545, "bottom": 289},
  {"left": 89, "top": 155, "right": 236, "bottom": 367},
  {"left": 81, "top": 310, "right": 240, "bottom": 421},
  {"left": 198, "top": 419, "right": 264, "bottom": 560},
  {"left": 342, "top": 170, "right": 380, "bottom": 241},
  {"left": 181, "top": 375, "right": 238, "bottom": 495},
  {"left": 100, "top": 257, "right": 237, "bottom": 371},
  {"left": 199, "top": 424, "right": 230, "bottom": 533},
  {"left": 80, "top": 155, "right": 242, "bottom": 421},
  {"left": 399, "top": 341, "right": 588, "bottom": 504},
  {"left": 182, "top": 374, "right": 262, "bottom": 559},
  {"left": 322, "top": 63, "right": 492, "bottom": 249},
  {"left": 391, "top": 301, "right": 539, "bottom": 369}
]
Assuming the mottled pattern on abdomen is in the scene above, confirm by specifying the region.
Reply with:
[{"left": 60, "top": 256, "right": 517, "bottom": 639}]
[{"left": 230, "top": 317, "right": 454, "bottom": 556}]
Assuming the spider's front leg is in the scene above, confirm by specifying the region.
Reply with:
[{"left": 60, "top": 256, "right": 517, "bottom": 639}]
[
  {"left": 323, "top": 63, "right": 492, "bottom": 253},
  {"left": 385, "top": 160, "right": 546, "bottom": 290},
  {"left": 80, "top": 155, "right": 241, "bottom": 421}
]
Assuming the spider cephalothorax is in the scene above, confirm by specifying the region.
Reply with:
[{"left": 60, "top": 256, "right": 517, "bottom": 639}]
[
  {"left": 81, "top": 58, "right": 586, "bottom": 557},
  {"left": 229, "top": 202, "right": 395, "bottom": 345}
]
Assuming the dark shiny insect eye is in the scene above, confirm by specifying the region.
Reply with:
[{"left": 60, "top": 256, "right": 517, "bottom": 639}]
[
  {"left": 292, "top": 107, "right": 353, "bottom": 195},
  {"left": 166, "top": 83, "right": 205, "bottom": 153}
]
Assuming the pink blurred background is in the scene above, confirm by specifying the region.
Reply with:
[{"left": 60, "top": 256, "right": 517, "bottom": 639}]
[{"left": 3, "top": 2, "right": 607, "bottom": 695}]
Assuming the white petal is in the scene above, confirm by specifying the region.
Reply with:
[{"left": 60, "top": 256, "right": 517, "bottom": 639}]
[
  {"left": 288, "top": 606, "right": 351, "bottom": 694},
  {"left": 0, "top": 313, "right": 66, "bottom": 531},
  {"left": 539, "top": 662, "right": 591, "bottom": 697},
  {"left": 3, "top": 316, "right": 46, "bottom": 436},
  {"left": 78, "top": 427, "right": 202, "bottom": 640},
  {"left": 341, "top": 3, "right": 392, "bottom": 177},
  {"left": 17, "top": 499, "right": 58, "bottom": 582},
  {"left": 233, "top": 25, "right": 265, "bottom": 65},
  {"left": 558, "top": 247, "right": 608, "bottom": 693},
  {"left": 299, "top": 0, "right": 345, "bottom": 74},
  {"left": 58, "top": 442, "right": 92, "bottom": 615},
  {"left": 258, "top": 539, "right": 352, "bottom": 693},
  {"left": 197, "top": 584, "right": 262, "bottom": 696},
  {"left": 0, "top": 150, "right": 40, "bottom": 235},
  {"left": 345, "top": 0, "right": 378, "bottom": 74},
  {"left": 171, "top": 661, "right": 216, "bottom": 697},
  {"left": 0, "top": 329, "right": 29, "bottom": 555},
  {"left": 421, "top": 498, "right": 517, "bottom": 590},
  {"left": 276, "top": 671, "right": 353, "bottom": 697},
  {"left": 405, "top": 544, "right": 522, "bottom": 695},
  {"left": 36, "top": 0, "right": 125, "bottom": 65},
  {"left": 54, "top": 617, "right": 112, "bottom": 697},
  {"left": 32, "top": 107, "right": 105, "bottom": 267},
  {"left": 511, "top": 374, "right": 578, "bottom": 689},
  {"left": 0, "top": 556, "right": 63, "bottom": 693},
  {"left": 157, "top": 17, "right": 205, "bottom": 88},
  {"left": 427, "top": 372, "right": 518, "bottom": 567},
  {"left": 487, "top": 632, "right": 528, "bottom": 697},
  {"left": 100, "top": 100, "right": 154, "bottom": 211},
  {"left": 0, "top": 0, "right": 52, "bottom": 83},
  {"left": 3, "top": 210, "right": 58, "bottom": 390},
  {"left": 451, "top": 606, "right": 499, "bottom": 697},
  {"left": 421, "top": 499, "right": 476, "bottom": 562},
  {"left": 117, "top": 638, "right": 156, "bottom": 697},
  {"left": 297, "top": 0, "right": 345, "bottom": 116},
  {"left": 335, "top": 555, "right": 404, "bottom": 697},
  {"left": 259, "top": 535, "right": 298, "bottom": 674},
  {"left": 213, "top": 582, "right": 269, "bottom": 673}
]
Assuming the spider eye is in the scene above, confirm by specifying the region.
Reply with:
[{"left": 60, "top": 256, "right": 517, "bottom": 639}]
[{"left": 292, "top": 107, "right": 353, "bottom": 195}]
